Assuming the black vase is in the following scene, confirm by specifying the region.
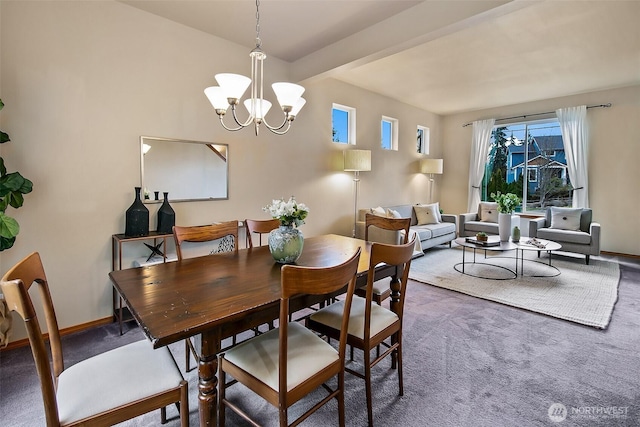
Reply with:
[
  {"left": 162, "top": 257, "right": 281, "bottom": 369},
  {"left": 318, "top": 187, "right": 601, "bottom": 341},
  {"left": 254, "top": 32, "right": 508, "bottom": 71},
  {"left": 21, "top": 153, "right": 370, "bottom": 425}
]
[
  {"left": 125, "top": 187, "right": 149, "bottom": 237},
  {"left": 157, "top": 192, "right": 175, "bottom": 234}
]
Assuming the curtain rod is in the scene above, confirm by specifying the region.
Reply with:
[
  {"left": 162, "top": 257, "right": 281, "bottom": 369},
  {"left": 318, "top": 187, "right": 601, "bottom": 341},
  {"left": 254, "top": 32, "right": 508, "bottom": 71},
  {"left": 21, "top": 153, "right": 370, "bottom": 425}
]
[{"left": 462, "top": 103, "right": 611, "bottom": 127}]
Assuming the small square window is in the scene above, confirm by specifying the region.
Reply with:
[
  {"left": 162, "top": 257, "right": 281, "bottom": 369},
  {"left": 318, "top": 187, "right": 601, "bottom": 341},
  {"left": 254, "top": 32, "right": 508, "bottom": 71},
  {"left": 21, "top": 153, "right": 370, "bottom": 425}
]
[
  {"left": 417, "top": 126, "right": 430, "bottom": 154},
  {"left": 332, "top": 104, "right": 356, "bottom": 145},
  {"left": 381, "top": 116, "right": 398, "bottom": 151}
]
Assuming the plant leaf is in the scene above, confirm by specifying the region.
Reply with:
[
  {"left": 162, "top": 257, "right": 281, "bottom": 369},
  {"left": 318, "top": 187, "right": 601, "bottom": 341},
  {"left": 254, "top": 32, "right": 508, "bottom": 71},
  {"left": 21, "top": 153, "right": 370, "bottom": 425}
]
[
  {"left": 0, "top": 213, "right": 19, "bottom": 239},
  {"left": 0, "top": 131, "right": 9, "bottom": 144},
  {"left": 0, "top": 157, "right": 5, "bottom": 177},
  {"left": 0, "top": 236, "right": 16, "bottom": 251}
]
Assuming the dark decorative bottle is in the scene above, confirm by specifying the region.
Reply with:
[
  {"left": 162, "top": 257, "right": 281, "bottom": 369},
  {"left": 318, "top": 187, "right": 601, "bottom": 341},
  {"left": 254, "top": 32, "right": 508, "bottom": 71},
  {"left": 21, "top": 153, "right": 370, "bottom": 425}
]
[
  {"left": 125, "top": 187, "right": 149, "bottom": 237},
  {"left": 157, "top": 192, "right": 175, "bottom": 234}
]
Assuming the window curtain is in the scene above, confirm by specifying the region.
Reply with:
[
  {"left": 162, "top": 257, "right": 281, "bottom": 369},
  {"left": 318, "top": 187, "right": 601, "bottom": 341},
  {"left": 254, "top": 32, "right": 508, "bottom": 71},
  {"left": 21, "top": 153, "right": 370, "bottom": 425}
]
[
  {"left": 556, "top": 105, "right": 589, "bottom": 208},
  {"left": 467, "top": 119, "right": 495, "bottom": 212}
]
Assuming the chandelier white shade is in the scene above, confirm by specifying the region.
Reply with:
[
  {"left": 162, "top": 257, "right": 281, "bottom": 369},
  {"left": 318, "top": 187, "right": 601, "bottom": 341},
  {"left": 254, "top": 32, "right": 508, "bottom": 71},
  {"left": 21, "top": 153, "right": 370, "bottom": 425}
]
[{"left": 204, "top": 1, "right": 306, "bottom": 135}]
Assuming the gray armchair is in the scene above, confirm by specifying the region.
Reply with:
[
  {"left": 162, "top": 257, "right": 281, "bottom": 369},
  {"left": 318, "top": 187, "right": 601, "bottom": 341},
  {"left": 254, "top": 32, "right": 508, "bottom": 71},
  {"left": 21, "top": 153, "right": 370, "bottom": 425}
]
[{"left": 529, "top": 207, "right": 600, "bottom": 264}]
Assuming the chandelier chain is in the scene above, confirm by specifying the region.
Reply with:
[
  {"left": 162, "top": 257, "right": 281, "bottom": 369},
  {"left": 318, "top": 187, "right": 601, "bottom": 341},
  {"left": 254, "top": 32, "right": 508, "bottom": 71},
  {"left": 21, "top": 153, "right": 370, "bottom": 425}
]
[{"left": 255, "top": 0, "right": 261, "bottom": 48}]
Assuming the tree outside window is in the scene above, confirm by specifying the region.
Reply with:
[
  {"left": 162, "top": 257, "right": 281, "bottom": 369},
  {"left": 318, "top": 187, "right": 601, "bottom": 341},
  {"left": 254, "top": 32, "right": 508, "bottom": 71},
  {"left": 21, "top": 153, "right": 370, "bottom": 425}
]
[{"left": 482, "top": 121, "right": 572, "bottom": 213}]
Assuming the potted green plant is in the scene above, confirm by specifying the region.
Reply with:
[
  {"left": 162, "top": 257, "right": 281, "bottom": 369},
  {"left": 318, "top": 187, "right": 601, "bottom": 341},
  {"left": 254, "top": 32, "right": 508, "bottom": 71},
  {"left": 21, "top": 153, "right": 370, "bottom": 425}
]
[
  {"left": 0, "top": 99, "right": 34, "bottom": 251},
  {"left": 475, "top": 231, "right": 488, "bottom": 242},
  {"left": 491, "top": 191, "right": 521, "bottom": 214},
  {"left": 490, "top": 191, "right": 521, "bottom": 242}
]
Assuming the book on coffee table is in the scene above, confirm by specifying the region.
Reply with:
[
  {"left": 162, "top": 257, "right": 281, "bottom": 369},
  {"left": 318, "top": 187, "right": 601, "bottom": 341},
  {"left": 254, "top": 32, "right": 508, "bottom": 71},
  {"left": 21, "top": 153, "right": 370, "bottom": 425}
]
[{"left": 465, "top": 235, "right": 501, "bottom": 247}]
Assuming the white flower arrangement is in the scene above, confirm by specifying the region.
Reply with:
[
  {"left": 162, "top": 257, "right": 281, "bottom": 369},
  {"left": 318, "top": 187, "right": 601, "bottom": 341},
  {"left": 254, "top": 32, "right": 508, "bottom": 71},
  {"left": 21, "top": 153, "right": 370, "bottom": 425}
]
[{"left": 263, "top": 197, "right": 309, "bottom": 227}]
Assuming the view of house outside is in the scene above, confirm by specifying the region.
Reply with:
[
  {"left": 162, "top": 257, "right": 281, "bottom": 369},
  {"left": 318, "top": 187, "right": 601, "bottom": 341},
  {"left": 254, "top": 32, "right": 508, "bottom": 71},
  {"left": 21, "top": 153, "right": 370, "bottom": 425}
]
[{"left": 482, "top": 120, "right": 572, "bottom": 213}]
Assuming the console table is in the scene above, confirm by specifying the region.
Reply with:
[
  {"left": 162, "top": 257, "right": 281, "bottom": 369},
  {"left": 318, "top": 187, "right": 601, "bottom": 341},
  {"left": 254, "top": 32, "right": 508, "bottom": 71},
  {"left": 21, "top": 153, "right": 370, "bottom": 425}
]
[{"left": 111, "top": 231, "right": 173, "bottom": 334}]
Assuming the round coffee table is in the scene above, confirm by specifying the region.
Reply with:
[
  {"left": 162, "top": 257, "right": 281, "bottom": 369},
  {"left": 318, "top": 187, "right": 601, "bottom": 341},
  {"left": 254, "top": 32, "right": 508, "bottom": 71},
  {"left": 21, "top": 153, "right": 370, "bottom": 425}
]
[
  {"left": 516, "top": 238, "right": 562, "bottom": 277},
  {"left": 454, "top": 237, "right": 518, "bottom": 279}
]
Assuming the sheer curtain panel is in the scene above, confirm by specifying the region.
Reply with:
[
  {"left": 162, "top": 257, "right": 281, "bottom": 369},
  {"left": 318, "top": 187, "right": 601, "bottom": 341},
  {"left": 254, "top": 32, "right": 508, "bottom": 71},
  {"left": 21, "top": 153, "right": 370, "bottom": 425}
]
[
  {"left": 556, "top": 105, "right": 589, "bottom": 208},
  {"left": 467, "top": 119, "right": 495, "bottom": 212}
]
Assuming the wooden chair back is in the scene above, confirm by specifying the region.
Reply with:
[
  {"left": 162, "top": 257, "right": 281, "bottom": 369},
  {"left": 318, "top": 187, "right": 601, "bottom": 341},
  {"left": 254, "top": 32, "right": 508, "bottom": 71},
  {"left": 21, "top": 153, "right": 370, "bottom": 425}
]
[
  {"left": 364, "top": 237, "right": 416, "bottom": 323},
  {"left": 173, "top": 220, "right": 239, "bottom": 260},
  {"left": 1, "top": 252, "right": 62, "bottom": 424},
  {"left": 244, "top": 218, "right": 280, "bottom": 248},
  {"left": 278, "top": 247, "right": 361, "bottom": 417},
  {"left": 364, "top": 213, "right": 411, "bottom": 244}
]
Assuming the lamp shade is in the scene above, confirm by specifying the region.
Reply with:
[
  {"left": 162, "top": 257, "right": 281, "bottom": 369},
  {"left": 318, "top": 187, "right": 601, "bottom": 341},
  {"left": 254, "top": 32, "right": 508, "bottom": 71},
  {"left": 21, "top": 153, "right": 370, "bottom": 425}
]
[
  {"left": 344, "top": 150, "right": 371, "bottom": 172},
  {"left": 420, "top": 158, "right": 443, "bottom": 174}
]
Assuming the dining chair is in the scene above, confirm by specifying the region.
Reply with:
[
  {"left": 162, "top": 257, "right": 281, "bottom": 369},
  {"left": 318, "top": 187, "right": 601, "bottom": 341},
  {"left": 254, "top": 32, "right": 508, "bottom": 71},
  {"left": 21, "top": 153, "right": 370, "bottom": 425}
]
[
  {"left": 357, "top": 213, "right": 411, "bottom": 305},
  {"left": 245, "top": 218, "right": 280, "bottom": 248},
  {"left": 173, "top": 220, "right": 239, "bottom": 371},
  {"left": 307, "top": 237, "right": 416, "bottom": 427},
  {"left": 218, "top": 248, "right": 362, "bottom": 427},
  {"left": 0, "top": 252, "right": 189, "bottom": 427}
]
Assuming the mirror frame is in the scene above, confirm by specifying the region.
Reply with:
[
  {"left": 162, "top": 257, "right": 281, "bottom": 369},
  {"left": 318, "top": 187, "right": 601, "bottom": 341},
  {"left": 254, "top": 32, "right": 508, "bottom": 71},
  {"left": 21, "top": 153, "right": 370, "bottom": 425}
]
[{"left": 140, "top": 136, "right": 229, "bottom": 203}]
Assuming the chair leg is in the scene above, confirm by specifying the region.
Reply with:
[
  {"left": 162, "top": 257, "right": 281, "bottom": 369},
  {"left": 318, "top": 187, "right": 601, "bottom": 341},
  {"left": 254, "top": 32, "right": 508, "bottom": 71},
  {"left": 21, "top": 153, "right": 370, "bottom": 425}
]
[
  {"left": 185, "top": 339, "right": 191, "bottom": 372},
  {"left": 161, "top": 407, "right": 167, "bottom": 424},
  {"left": 585, "top": 255, "right": 590, "bottom": 265},
  {"left": 279, "top": 407, "right": 288, "bottom": 427},
  {"left": 397, "top": 337, "right": 404, "bottom": 396},
  {"left": 219, "top": 357, "right": 226, "bottom": 427},
  {"left": 338, "top": 372, "right": 346, "bottom": 427},
  {"left": 364, "top": 349, "right": 374, "bottom": 427}
]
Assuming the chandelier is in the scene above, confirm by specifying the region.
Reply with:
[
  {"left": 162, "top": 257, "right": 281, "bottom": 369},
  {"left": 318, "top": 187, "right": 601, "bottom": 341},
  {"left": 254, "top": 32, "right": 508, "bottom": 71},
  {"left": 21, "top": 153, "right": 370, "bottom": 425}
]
[{"left": 204, "top": 0, "right": 306, "bottom": 135}]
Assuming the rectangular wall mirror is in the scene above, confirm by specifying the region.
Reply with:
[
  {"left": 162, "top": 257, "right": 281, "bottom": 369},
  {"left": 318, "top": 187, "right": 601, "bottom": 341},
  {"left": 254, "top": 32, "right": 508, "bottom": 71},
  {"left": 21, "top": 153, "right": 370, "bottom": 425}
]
[{"left": 140, "top": 136, "right": 229, "bottom": 202}]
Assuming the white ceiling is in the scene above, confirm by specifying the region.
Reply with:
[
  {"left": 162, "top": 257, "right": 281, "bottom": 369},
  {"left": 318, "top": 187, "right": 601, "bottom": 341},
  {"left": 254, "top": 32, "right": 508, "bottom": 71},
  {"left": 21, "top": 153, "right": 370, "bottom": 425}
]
[{"left": 121, "top": 0, "right": 640, "bottom": 115}]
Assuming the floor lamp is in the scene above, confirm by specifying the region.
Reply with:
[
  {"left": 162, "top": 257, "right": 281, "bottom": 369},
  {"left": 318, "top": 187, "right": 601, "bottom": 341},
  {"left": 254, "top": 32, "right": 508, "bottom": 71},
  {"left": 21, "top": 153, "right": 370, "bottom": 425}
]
[
  {"left": 420, "top": 158, "right": 443, "bottom": 203},
  {"left": 344, "top": 150, "right": 371, "bottom": 237}
]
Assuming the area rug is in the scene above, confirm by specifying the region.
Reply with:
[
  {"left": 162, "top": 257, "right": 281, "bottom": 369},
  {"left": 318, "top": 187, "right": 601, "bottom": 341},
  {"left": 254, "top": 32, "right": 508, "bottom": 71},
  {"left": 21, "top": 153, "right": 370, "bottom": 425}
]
[{"left": 409, "top": 246, "right": 620, "bottom": 329}]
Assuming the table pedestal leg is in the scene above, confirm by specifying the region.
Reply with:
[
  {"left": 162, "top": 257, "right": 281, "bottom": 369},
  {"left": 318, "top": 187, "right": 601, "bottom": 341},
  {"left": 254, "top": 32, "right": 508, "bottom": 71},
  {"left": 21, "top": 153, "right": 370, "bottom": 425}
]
[{"left": 198, "top": 329, "right": 221, "bottom": 427}]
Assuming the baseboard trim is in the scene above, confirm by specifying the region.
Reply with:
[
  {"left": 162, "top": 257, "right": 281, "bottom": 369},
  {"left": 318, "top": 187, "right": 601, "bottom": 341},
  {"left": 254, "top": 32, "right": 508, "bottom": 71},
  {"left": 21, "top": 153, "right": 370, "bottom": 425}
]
[
  {"left": 601, "top": 250, "right": 640, "bottom": 260},
  {"left": 1, "top": 316, "right": 114, "bottom": 352}
]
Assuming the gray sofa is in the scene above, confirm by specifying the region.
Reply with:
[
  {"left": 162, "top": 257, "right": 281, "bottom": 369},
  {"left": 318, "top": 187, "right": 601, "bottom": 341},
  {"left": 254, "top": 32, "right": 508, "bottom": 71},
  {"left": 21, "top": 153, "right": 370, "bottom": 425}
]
[
  {"left": 529, "top": 207, "right": 600, "bottom": 264},
  {"left": 355, "top": 204, "right": 457, "bottom": 252}
]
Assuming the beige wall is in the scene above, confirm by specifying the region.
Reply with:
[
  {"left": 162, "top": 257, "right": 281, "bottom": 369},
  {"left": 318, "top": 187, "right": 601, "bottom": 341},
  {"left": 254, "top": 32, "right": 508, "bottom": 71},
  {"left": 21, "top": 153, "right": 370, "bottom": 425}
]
[
  {"left": 441, "top": 85, "right": 640, "bottom": 256},
  {"left": 0, "top": 1, "right": 441, "bottom": 341}
]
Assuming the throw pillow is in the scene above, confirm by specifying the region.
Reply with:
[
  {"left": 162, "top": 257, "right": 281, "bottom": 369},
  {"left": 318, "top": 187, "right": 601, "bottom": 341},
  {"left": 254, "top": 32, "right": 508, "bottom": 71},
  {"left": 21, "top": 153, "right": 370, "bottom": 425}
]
[
  {"left": 479, "top": 202, "right": 499, "bottom": 223},
  {"left": 370, "top": 206, "right": 387, "bottom": 217},
  {"left": 387, "top": 208, "right": 403, "bottom": 219},
  {"left": 414, "top": 204, "right": 440, "bottom": 225},
  {"left": 416, "top": 202, "right": 442, "bottom": 223},
  {"left": 550, "top": 207, "right": 582, "bottom": 231}
]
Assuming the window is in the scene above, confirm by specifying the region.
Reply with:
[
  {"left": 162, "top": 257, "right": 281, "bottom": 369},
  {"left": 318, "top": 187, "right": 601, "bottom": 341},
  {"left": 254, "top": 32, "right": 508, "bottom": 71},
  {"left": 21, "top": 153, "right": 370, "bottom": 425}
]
[
  {"left": 417, "top": 126, "right": 430, "bottom": 154},
  {"left": 332, "top": 104, "right": 356, "bottom": 144},
  {"left": 381, "top": 116, "right": 398, "bottom": 151},
  {"left": 481, "top": 120, "right": 571, "bottom": 213}
]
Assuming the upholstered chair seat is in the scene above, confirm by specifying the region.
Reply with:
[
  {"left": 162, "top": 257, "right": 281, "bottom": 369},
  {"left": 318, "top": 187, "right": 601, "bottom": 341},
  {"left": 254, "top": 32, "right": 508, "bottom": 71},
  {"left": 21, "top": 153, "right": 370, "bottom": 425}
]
[{"left": 57, "top": 340, "right": 184, "bottom": 425}]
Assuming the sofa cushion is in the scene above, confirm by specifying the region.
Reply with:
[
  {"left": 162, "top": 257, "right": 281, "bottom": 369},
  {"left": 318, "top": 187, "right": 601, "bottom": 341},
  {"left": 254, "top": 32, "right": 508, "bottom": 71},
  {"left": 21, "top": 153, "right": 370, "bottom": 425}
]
[
  {"left": 537, "top": 228, "right": 592, "bottom": 245},
  {"left": 414, "top": 204, "right": 440, "bottom": 225},
  {"left": 387, "top": 208, "right": 402, "bottom": 219},
  {"left": 411, "top": 226, "right": 433, "bottom": 241},
  {"left": 416, "top": 222, "right": 456, "bottom": 238},
  {"left": 462, "top": 220, "right": 499, "bottom": 235},
  {"left": 370, "top": 206, "right": 387, "bottom": 217},
  {"left": 479, "top": 202, "right": 499, "bottom": 223},
  {"left": 549, "top": 207, "right": 582, "bottom": 231},
  {"left": 546, "top": 207, "right": 592, "bottom": 232}
]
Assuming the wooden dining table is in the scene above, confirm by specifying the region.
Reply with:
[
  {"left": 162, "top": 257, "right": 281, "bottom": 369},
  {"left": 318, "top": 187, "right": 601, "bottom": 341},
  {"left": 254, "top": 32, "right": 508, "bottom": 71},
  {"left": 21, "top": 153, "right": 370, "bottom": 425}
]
[{"left": 109, "top": 234, "right": 400, "bottom": 427}]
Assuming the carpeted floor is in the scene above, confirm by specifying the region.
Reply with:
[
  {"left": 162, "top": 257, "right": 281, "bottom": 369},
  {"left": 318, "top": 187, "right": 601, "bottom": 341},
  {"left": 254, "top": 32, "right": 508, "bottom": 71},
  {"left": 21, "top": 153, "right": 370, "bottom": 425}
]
[
  {"left": 409, "top": 246, "right": 620, "bottom": 329},
  {"left": 1, "top": 253, "right": 639, "bottom": 426}
]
